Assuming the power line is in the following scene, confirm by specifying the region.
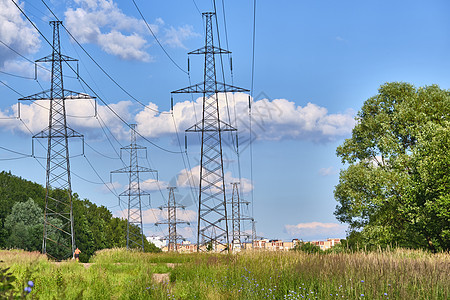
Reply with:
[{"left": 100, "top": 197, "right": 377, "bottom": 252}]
[
  {"left": 0, "top": 80, "right": 24, "bottom": 97},
  {"left": 249, "top": 0, "right": 257, "bottom": 219},
  {"left": 192, "top": 0, "right": 202, "bottom": 15},
  {"left": 0, "top": 70, "right": 34, "bottom": 80},
  {"left": 131, "top": 0, "right": 189, "bottom": 75},
  {"left": 0, "top": 38, "right": 76, "bottom": 79},
  {"left": 39, "top": 0, "right": 168, "bottom": 114},
  {"left": 13, "top": 0, "right": 183, "bottom": 154}
]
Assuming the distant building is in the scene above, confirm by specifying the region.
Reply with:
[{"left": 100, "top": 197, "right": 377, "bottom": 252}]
[
  {"left": 156, "top": 237, "right": 341, "bottom": 252},
  {"left": 308, "top": 238, "right": 341, "bottom": 251}
]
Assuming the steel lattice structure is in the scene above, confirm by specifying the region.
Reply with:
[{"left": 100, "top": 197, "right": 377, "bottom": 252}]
[
  {"left": 156, "top": 187, "right": 189, "bottom": 251},
  {"left": 229, "top": 182, "right": 253, "bottom": 251},
  {"left": 172, "top": 12, "right": 249, "bottom": 251},
  {"left": 18, "top": 21, "right": 93, "bottom": 260},
  {"left": 111, "top": 124, "right": 156, "bottom": 251}
]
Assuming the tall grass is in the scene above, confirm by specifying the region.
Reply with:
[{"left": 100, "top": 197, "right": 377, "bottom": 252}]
[{"left": 0, "top": 248, "right": 448, "bottom": 299}]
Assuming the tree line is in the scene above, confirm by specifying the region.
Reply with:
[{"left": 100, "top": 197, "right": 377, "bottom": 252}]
[{"left": 0, "top": 171, "right": 160, "bottom": 262}]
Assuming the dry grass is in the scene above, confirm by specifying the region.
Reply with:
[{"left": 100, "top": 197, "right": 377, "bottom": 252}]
[{"left": 0, "top": 248, "right": 448, "bottom": 299}]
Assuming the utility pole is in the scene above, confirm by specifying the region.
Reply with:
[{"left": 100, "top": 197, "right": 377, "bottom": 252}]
[
  {"left": 156, "top": 187, "right": 189, "bottom": 251},
  {"left": 171, "top": 12, "right": 249, "bottom": 252},
  {"left": 19, "top": 21, "right": 93, "bottom": 260},
  {"left": 111, "top": 124, "right": 157, "bottom": 251}
]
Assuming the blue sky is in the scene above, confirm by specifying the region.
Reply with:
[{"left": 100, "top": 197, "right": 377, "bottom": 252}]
[{"left": 1, "top": 0, "right": 450, "bottom": 242}]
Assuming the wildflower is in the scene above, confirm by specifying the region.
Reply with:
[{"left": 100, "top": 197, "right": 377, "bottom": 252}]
[
  {"left": 27, "top": 281, "right": 34, "bottom": 287},
  {"left": 361, "top": 294, "right": 364, "bottom": 297},
  {"left": 24, "top": 287, "right": 31, "bottom": 293},
  {"left": 384, "top": 293, "right": 388, "bottom": 296},
  {"left": 361, "top": 280, "right": 364, "bottom": 283}
]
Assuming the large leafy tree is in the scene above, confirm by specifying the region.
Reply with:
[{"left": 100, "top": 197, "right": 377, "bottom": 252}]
[{"left": 335, "top": 82, "right": 450, "bottom": 251}]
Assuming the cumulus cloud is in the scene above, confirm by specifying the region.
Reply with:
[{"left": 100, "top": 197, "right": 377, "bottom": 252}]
[
  {"left": 115, "top": 207, "right": 196, "bottom": 224},
  {"left": 65, "top": 0, "right": 151, "bottom": 61},
  {"left": 284, "top": 222, "right": 347, "bottom": 239},
  {"left": 0, "top": 97, "right": 131, "bottom": 139},
  {"left": 163, "top": 24, "right": 199, "bottom": 49},
  {"left": 101, "top": 181, "right": 122, "bottom": 193},
  {"left": 135, "top": 93, "right": 355, "bottom": 143},
  {"left": 64, "top": 0, "right": 198, "bottom": 61},
  {"left": 176, "top": 165, "right": 253, "bottom": 194},
  {"left": 0, "top": 0, "right": 40, "bottom": 69}
]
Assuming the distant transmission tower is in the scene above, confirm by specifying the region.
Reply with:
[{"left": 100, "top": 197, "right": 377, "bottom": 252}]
[
  {"left": 171, "top": 12, "right": 249, "bottom": 252},
  {"left": 19, "top": 21, "right": 93, "bottom": 260},
  {"left": 111, "top": 124, "right": 157, "bottom": 251},
  {"left": 156, "top": 187, "right": 189, "bottom": 251},
  {"left": 229, "top": 182, "right": 253, "bottom": 251}
]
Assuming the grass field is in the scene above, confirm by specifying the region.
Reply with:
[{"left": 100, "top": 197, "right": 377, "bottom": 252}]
[{"left": 1, "top": 248, "right": 448, "bottom": 299}]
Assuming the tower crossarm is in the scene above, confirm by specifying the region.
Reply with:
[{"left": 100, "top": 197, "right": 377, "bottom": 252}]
[
  {"left": 111, "top": 166, "right": 157, "bottom": 174},
  {"left": 188, "top": 45, "right": 231, "bottom": 55},
  {"left": 36, "top": 54, "right": 78, "bottom": 63},
  {"left": 171, "top": 82, "right": 249, "bottom": 94},
  {"left": 18, "top": 90, "right": 95, "bottom": 102}
]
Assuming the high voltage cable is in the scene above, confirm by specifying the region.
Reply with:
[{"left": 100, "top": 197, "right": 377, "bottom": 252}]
[
  {"left": 12, "top": 0, "right": 183, "bottom": 154},
  {"left": 39, "top": 0, "right": 169, "bottom": 115},
  {"left": 0, "top": 80, "right": 24, "bottom": 97},
  {"left": 249, "top": 0, "right": 257, "bottom": 218},
  {"left": 0, "top": 145, "right": 30, "bottom": 157},
  {"left": 130, "top": 0, "right": 189, "bottom": 75},
  {"left": 0, "top": 70, "right": 34, "bottom": 80},
  {"left": 212, "top": 0, "right": 238, "bottom": 153},
  {"left": 0, "top": 39, "right": 76, "bottom": 79},
  {"left": 192, "top": 0, "right": 202, "bottom": 15}
]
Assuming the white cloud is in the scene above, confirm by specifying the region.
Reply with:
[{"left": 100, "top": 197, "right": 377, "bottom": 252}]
[
  {"left": 176, "top": 165, "right": 253, "bottom": 194},
  {"left": 318, "top": 167, "right": 335, "bottom": 176},
  {"left": 115, "top": 207, "right": 196, "bottom": 224},
  {"left": 163, "top": 24, "right": 199, "bottom": 49},
  {"left": 135, "top": 93, "right": 355, "bottom": 143},
  {"left": 101, "top": 181, "right": 122, "bottom": 193},
  {"left": 1, "top": 98, "right": 131, "bottom": 138},
  {"left": 140, "top": 178, "right": 167, "bottom": 192},
  {"left": 65, "top": 0, "right": 151, "bottom": 61},
  {"left": 0, "top": 0, "right": 41, "bottom": 68},
  {"left": 64, "top": 0, "right": 199, "bottom": 61},
  {"left": 284, "top": 222, "right": 347, "bottom": 239}
]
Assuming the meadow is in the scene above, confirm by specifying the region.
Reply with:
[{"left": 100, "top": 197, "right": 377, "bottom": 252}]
[{"left": 0, "top": 248, "right": 448, "bottom": 299}]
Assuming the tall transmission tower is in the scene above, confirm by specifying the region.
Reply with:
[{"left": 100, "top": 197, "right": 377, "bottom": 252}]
[
  {"left": 172, "top": 12, "right": 249, "bottom": 252},
  {"left": 156, "top": 187, "right": 189, "bottom": 251},
  {"left": 19, "top": 21, "right": 93, "bottom": 260},
  {"left": 111, "top": 124, "right": 157, "bottom": 251}
]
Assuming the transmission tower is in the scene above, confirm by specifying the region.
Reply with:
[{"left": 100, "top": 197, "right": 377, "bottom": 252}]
[
  {"left": 111, "top": 124, "right": 157, "bottom": 251},
  {"left": 18, "top": 21, "right": 93, "bottom": 260},
  {"left": 229, "top": 182, "right": 253, "bottom": 251},
  {"left": 171, "top": 12, "right": 249, "bottom": 252},
  {"left": 156, "top": 187, "right": 190, "bottom": 251}
]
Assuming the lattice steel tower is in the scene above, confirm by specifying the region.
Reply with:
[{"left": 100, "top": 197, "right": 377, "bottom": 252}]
[
  {"left": 229, "top": 182, "right": 253, "bottom": 251},
  {"left": 19, "top": 21, "right": 92, "bottom": 260},
  {"left": 172, "top": 12, "right": 249, "bottom": 251},
  {"left": 156, "top": 187, "right": 189, "bottom": 251},
  {"left": 111, "top": 124, "right": 156, "bottom": 251}
]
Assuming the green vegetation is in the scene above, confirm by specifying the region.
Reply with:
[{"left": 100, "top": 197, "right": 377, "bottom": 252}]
[
  {"left": 335, "top": 82, "right": 450, "bottom": 252},
  {"left": 0, "top": 248, "right": 448, "bottom": 299},
  {"left": 0, "top": 171, "right": 160, "bottom": 262}
]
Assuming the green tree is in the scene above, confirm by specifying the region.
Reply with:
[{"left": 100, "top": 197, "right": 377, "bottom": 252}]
[
  {"left": 293, "top": 242, "right": 321, "bottom": 254},
  {"left": 335, "top": 82, "right": 450, "bottom": 251},
  {"left": 4, "top": 198, "right": 43, "bottom": 251}
]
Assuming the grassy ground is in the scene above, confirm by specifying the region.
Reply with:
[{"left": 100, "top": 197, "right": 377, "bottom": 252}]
[{"left": 0, "top": 248, "right": 448, "bottom": 299}]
